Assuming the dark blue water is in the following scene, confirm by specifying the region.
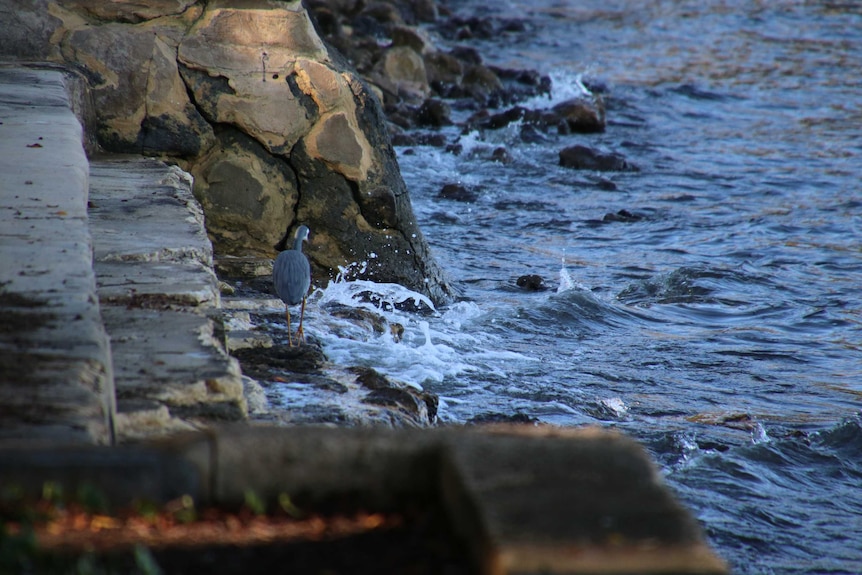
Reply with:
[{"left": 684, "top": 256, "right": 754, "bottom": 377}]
[{"left": 381, "top": 1, "right": 862, "bottom": 572}]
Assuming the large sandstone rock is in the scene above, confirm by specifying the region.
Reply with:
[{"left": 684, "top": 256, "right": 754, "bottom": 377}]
[
  {"left": 60, "top": 19, "right": 213, "bottom": 155},
  {"left": 0, "top": 0, "right": 453, "bottom": 304}
]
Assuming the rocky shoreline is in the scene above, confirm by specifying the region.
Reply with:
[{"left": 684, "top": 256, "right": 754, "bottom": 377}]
[
  {"left": 0, "top": 0, "right": 647, "bottom": 433},
  {"left": 0, "top": 2, "right": 731, "bottom": 571},
  {"left": 205, "top": 0, "right": 619, "bottom": 430}
]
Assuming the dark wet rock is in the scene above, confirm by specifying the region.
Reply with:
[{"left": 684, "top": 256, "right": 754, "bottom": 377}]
[
  {"left": 490, "top": 65, "right": 553, "bottom": 104},
  {"left": 516, "top": 274, "right": 548, "bottom": 291},
  {"left": 448, "top": 45, "right": 484, "bottom": 66},
  {"left": 559, "top": 145, "right": 639, "bottom": 172},
  {"left": 364, "top": 387, "right": 423, "bottom": 413},
  {"left": 491, "top": 147, "right": 513, "bottom": 164},
  {"left": 352, "top": 366, "right": 439, "bottom": 424},
  {"left": 595, "top": 178, "right": 618, "bottom": 191},
  {"left": 460, "top": 64, "right": 504, "bottom": 106},
  {"left": 435, "top": 15, "right": 528, "bottom": 42},
  {"left": 423, "top": 51, "right": 464, "bottom": 94},
  {"left": 305, "top": 2, "right": 551, "bottom": 122},
  {"left": 327, "top": 306, "right": 402, "bottom": 340},
  {"left": 687, "top": 412, "right": 759, "bottom": 432},
  {"left": 445, "top": 141, "right": 464, "bottom": 155},
  {"left": 327, "top": 305, "right": 403, "bottom": 335},
  {"left": 551, "top": 96, "right": 606, "bottom": 133},
  {"left": 453, "top": 17, "right": 496, "bottom": 40},
  {"left": 519, "top": 124, "right": 549, "bottom": 144},
  {"left": 603, "top": 209, "right": 645, "bottom": 223},
  {"left": 469, "top": 95, "right": 602, "bottom": 134},
  {"left": 439, "top": 183, "right": 479, "bottom": 202},
  {"left": 385, "top": 103, "right": 419, "bottom": 130},
  {"left": 391, "top": 25, "right": 435, "bottom": 54},
  {"left": 373, "top": 45, "right": 430, "bottom": 101},
  {"left": 233, "top": 340, "right": 328, "bottom": 375},
  {"left": 359, "top": 2, "right": 404, "bottom": 25},
  {"left": 352, "top": 366, "right": 397, "bottom": 390},
  {"left": 469, "top": 106, "right": 527, "bottom": 130},
  {"left": 582, "top": 399, "right": 630, "bottom": 422},
  {"left": 416, "top": 98, "right": 452, "bottom": 127},
  {"left": 391, "top": 131, "right": 449, "bottom": 147}
]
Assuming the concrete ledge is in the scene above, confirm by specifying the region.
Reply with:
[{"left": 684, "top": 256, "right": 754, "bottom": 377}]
[
  {"left": 88, "top": 156, "right": 246, "bottom": 440},
  {"left": 0, "top": 432, "right": 211, "bottom": 505},
  {"left": 0, "top": 67, "right": 115, "bottom": 445},
  {"left": 0, "top": 425, "right": 728, "bottom": 574},
  {"left": 440, "top": 426, "right": 726, "bottom": 574}
]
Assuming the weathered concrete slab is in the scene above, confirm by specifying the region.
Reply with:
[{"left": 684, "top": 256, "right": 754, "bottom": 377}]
[
  {"left": 210, "top": 426, "right": 440, "bottom": 510},
  {"left": 103, "top": 307, "right": 245, "bottom": 421},
  {"left": 95, "top": 260, "right": 218, "bottom": 308},
  {"left": 88, "top": 157, "right": 220, "bottom": 308},
  {"left": 88, "top": 156, "right": 246, "bottom": 440},
  {"left": 0, "top": 67, "right": 115, "bottom": 445},
  {"left": 441, "top": 426, "right": 728, "bottom": 574},
  {"left": 0, "top": 432, "right": 211, "bottom": 504}
]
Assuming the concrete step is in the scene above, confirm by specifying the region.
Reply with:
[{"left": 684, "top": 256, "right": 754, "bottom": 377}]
[
  {"left": 87, "top": 156, "right": 246, "bottom": 441},
  {"left": 442, "top": 427, "right": 727, "bottom": 574},
  {"left": 0, "top": 67, "right": 115, "bottom": 446},
  {"left": 0, "top": 425, "right": 728, "bottom": 574}
]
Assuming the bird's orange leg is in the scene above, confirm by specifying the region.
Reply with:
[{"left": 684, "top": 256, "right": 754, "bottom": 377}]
[
  {"left": 285, "top": 308, "right": 296, "bottom": 347},
  {"left": 296, "top": 297, "right": 307, "bottom": 344}
]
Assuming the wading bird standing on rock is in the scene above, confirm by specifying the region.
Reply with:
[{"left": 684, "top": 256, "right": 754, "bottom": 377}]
[{"left": 273, "top": 224, "right": 311, "bottom": 346}]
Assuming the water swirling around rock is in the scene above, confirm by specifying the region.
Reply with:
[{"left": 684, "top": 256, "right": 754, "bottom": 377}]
[{"left": 303, "top": 1, "right": 862, "bottom": 572}]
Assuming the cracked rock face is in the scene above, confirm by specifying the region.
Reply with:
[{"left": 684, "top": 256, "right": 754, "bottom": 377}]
[{"left": 4, "top": 0, "right": 453, "bottom": 304}]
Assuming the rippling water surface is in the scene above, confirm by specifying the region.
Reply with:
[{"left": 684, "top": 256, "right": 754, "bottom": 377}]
[{"left": 291, "top": 2, "right": 862, "bottom": 572}]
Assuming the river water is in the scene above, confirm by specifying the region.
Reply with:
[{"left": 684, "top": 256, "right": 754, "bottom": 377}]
[{"left": 276, "top": 1, "right": 862, "bottom": 573}]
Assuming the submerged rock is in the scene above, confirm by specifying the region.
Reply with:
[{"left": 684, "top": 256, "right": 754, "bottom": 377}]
[
  {"left": 468, "top": 95, "right": 605, "bottom": 135},
  {"left": 352, "top": 366, "right": 438, "bottom": 425},
  {"left": 438, "top": 182, "right": 479, "bottom": 202},
  {"left": 516, "top": 274, "right": 548, "bottom": 291},
  {"left": 559, "top": 145, "right": 639, "bottom": 172},
  {"left": 601, "top": 209, "right": 646, "bottom": 223}
]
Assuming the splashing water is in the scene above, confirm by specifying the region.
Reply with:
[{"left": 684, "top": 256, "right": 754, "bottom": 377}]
[
  {"left": 316, "top": 276, "right": 437, "bottom": 315},
  {"left": 307, "top": 273, "right": 533, "bottom": 405}
]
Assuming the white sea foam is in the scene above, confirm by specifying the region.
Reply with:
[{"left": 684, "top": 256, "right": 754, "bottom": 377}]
[
  {"left": 558, "top": 263, "right": 576, "bottom": 293},
  {"left": 600, "top": 396, "right": 629, "bottom": 417},
  {"left": 316, "top": 266, "right": 437, "bottom": 316},
  {"left": 308, "top": 274, "right": 534, "bottom": 402},
  {"left": 750, "top": 422, "right": 771, "bottom": 444},
  {"left": 523, "top": 69, "right": 596, "bottom": 109}
]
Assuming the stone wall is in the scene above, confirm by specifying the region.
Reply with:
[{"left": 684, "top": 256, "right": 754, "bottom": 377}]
[{"left": 0, "top": 0, "right": 453, "bottom": 304}]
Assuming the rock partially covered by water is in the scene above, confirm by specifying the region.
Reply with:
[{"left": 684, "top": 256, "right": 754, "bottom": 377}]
[
  {"left": 468, "top": 96, "right": 605, "bottom": 134},
  {"left": 306, "top": 0, "right": 552, "bottom": 128},
  {"left": 559, "top": 145, "right": 639, "bottom": 172},
  {"left": 3, "top": 0, "right": 453, "bottom": 304},
  {"left": 352, "top": 366, "right": 438, "bottom": 426},
  {"left": 516, "top": 274, "right": 548, "bottom": 291},
  {"left": 438, "top": 182, "right": 479, "bottom": 202}
]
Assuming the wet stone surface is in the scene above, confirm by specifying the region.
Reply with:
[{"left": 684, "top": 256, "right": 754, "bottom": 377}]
[{"left": 221, "top": 277, "right": 439, "bottom": 429}]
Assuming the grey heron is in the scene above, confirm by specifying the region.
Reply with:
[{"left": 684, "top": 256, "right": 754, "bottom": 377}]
[{"left": 273, "top": 224, "right": 311, "bottom": 346}]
